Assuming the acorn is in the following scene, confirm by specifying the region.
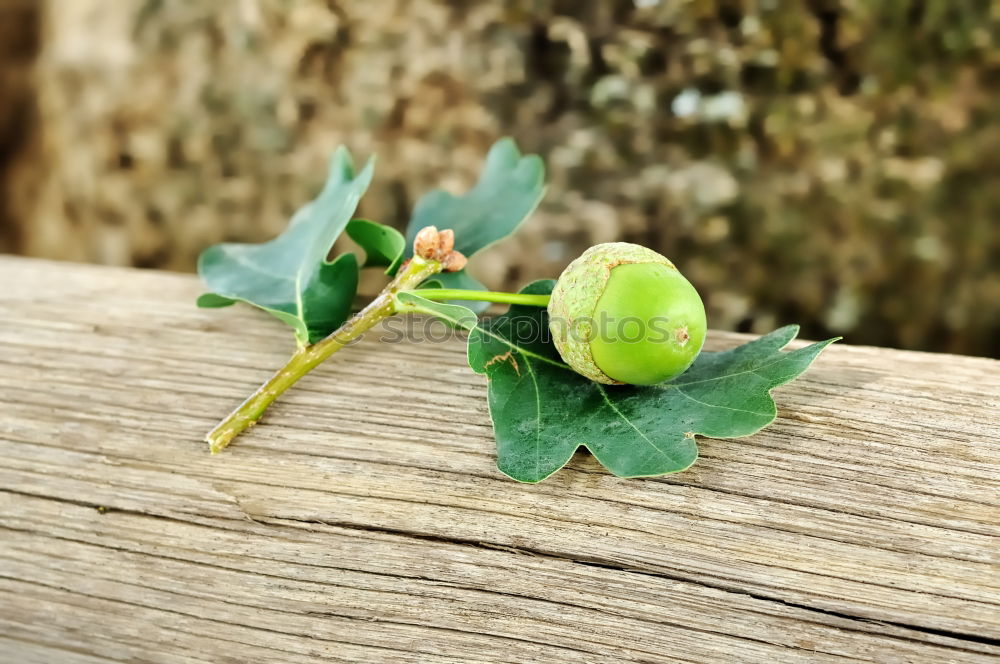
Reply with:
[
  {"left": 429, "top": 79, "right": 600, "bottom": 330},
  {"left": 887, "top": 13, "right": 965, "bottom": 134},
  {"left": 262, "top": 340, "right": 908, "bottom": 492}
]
[{"left": 547, "top": 242, "right": 707, "bottom": 385}]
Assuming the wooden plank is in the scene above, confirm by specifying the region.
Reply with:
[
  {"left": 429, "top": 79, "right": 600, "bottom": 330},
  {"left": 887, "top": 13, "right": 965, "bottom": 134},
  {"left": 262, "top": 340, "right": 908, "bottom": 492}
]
[{"left": 0, "top": 254, "right": 998, "bottom": 663}]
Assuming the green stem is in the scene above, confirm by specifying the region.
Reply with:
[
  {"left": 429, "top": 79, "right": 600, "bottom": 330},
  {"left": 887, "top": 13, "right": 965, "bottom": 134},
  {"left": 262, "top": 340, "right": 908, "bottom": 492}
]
[
  {"left": 205, "top": 257, "right": 444, "bottom": 453},
  {"left": 410, "top": 288, "right": 551, "bottom": 307}
]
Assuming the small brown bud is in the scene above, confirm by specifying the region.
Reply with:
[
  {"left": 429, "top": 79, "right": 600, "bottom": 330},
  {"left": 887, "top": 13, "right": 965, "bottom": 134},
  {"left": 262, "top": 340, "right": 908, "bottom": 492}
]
[
  {"left": 436, "top": 229, "right": 455, "bottom": 257},
  {"left": 413, "top": 226, "right": 439, "bottom": 260},
  {"left": 442, "top": 250, "right": 468, "bottom": 272}
]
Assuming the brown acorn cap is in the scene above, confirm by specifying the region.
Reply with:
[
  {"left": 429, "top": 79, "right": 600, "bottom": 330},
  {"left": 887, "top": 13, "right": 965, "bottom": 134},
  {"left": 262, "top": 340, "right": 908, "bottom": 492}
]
[{"left": 547, "top": 242, "right": 676, "bottom": 384}]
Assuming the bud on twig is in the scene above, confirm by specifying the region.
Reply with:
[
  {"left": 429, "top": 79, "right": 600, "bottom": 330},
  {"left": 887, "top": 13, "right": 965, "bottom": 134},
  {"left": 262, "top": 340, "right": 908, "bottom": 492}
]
[
  {"left": 437, "top": 229, "right": 455, "bottom": 256},
  {"left": 414, "top": 226, "right": 440, "bottom": 261},
  {"left": 413, "top": 225, "right": 467, "bottom": 271},
  {"left": 442, "top": 250, "right": 468, "bottom": 272}
]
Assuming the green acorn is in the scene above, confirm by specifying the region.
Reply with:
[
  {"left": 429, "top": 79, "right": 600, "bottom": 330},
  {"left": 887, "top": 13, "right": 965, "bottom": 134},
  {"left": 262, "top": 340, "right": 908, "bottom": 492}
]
[{"left": 548, "top": 242, "right": 707, "bottom": 385}]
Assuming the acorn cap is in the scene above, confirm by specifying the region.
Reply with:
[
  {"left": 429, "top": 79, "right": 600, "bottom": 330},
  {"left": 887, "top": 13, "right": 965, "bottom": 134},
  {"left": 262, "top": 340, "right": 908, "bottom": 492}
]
[{"left": 547, "top": 242, "right": 676, "bottom": 384}]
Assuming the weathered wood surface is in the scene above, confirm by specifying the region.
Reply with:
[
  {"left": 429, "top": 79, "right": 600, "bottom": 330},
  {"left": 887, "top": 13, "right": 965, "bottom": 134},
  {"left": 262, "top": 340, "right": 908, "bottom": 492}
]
[{"left": 1, "top": 255, "right": 998, "bottom": 663}]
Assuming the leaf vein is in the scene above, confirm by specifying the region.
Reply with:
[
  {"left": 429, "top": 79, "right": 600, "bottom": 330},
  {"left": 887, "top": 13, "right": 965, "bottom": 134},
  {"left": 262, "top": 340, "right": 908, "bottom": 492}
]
[
  {"left": 596, "top": 385, "right": 685, "bottom": 466},
  {"left": 675, "top": 389, "right": 770, "bottom": 417},
  {"left": 669, "top": 352, "right": 795, "bottom": 387},
  {"left": 523, "top": 357, "right": 543, "bottom": 480}
]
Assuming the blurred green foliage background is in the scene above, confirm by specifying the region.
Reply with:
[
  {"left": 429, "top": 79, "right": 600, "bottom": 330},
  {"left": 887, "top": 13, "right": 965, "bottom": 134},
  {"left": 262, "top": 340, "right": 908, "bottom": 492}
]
[{"left": 1, "top": 0, "right": 997, "bottom": 356}]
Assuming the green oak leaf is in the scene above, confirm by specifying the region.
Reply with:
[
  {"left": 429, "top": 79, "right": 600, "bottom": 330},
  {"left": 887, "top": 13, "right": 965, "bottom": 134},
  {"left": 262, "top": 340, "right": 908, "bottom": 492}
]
[
  {"left": 346, "top": 219, "right": 405, "bottom": 273},
  {"left": 465, "top": 281, "right": 838, "bottom": 483},
  {"left": 399, "top": 138, "right": 545, "bottom": 308},
  {"left": 197, "top": 147, "right": 373, "bottom": 345},
  {"left": 195, "top": 292, "right": 238, "bottom": 308},
  {"left": 403, "top": 138, "right": 545, "bottom": 257}
]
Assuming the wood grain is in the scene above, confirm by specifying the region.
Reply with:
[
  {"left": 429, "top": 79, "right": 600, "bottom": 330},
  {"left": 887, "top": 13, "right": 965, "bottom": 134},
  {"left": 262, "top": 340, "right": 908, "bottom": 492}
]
[{"left": 1, "top": 255, "right": 998, "bottom": 663}]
